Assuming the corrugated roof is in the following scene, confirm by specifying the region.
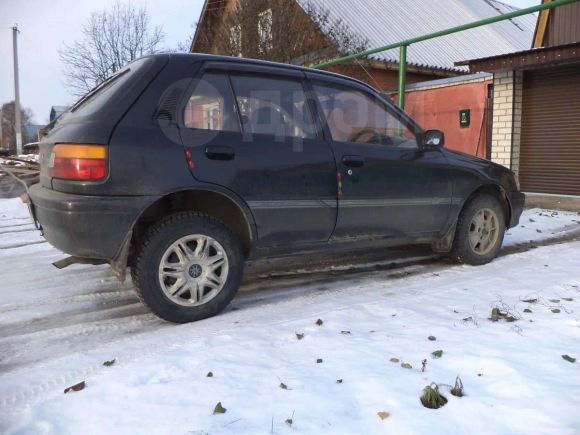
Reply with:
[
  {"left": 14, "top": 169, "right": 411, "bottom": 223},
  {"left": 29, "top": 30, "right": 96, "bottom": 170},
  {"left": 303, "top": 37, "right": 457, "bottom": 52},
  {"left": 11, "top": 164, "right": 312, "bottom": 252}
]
[{"left": 297, "top": 0, "right": 536, "bottom": 71}]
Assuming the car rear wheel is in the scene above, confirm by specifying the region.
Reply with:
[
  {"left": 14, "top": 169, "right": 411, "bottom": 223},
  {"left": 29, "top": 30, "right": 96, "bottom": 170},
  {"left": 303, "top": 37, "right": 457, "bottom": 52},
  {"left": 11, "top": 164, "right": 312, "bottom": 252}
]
[
  {"left": 132, "top": 212, "right": 244, "bottom": 323},
  {"left": 451, "top": 194, "right": 506, "bottom": 265}
]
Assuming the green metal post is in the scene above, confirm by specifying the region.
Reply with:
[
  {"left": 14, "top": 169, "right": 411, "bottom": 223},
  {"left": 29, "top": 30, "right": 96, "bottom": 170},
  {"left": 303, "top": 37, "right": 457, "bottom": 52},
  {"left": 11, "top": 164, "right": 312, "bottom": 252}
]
[{"left": 398, "top": 45, "right": 407, "bottom": 109}]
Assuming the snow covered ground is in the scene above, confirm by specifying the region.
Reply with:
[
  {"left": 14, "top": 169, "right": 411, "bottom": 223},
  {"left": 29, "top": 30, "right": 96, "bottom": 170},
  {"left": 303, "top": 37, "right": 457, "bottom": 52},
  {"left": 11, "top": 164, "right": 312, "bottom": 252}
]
[{"left": 1, "top": 198, "right": 580, "bottom": 434}]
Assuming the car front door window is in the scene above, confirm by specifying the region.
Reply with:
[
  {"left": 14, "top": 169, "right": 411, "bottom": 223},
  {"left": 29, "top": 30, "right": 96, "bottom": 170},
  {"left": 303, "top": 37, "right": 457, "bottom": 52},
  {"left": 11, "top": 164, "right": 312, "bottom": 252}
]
[{"left": 313, "top": 84, "right": 418, "bottom": 149}]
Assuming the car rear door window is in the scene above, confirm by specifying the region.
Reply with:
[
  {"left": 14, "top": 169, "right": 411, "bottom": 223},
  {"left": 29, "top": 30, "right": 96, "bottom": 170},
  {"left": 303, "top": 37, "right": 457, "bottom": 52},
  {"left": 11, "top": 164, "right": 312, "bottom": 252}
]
[
  {"left": 313, "top": 83, "right": 418, "bottom": 149},
  {"left": 229, "top": 74, "right": 317, "bottom": 139},
  {"left": 183, "top": 73, "right": 240, "bottom": 132}
]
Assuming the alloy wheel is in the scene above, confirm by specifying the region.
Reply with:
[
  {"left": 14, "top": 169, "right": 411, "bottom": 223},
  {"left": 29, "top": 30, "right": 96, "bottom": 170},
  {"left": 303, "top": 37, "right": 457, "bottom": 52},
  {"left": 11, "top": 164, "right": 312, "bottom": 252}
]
[{"left": 468, "top": 208, "right": 500, "bottom": 256}]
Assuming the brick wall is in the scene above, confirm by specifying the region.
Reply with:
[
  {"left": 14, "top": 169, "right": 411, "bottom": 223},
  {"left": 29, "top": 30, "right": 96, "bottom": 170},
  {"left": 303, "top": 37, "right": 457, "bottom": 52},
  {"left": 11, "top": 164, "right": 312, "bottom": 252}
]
[
  {"left": 490, "top": 70, "right": 523, "bottom": 176},
  {"left": 511, "top": 71, "right": 523, "bottom": 176}
]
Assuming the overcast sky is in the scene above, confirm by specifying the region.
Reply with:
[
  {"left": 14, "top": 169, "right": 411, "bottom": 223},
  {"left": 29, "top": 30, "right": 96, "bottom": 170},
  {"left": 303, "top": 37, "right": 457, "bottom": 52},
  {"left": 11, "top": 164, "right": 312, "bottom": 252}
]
[
  {"left": 0, "top": 0, "right": 538, "bottom": 125},
  {"left": 0, "top": 0, "right": 204, "bottom": 124}
]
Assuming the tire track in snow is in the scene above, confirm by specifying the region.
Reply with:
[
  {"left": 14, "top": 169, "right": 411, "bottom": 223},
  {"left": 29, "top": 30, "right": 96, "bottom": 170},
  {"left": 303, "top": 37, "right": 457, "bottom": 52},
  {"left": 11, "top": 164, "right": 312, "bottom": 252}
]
[
  {"left": 0, "top": 289, "right": 135, "bottom": 315},
  {"left": 0, "top": 234, "right": 577, "bottom": 418},
  {"left": 0, "top": 260, "right": 442, "bottom": 417},
  {"left": 239, "top": 227, "right": 580, "bottom": 292},
  {"left": 501, "top": 227, "right": 580, "bottom": 256},
  {"left": 1, "top": 211, "right": 580, "bottom": 420},
  {"left": 0, "top": 310, "right": 162, "bottom": 373},
  {"left": 0, "top": 240, "right": 46, "bottom": 250},
  {"left": 0, "top": 227, "right": 37, "bottom": 235},
  {"left": 0, "top": 222, "right": 34, "bottom": 229},
  {"left": 0, "top": 295, "right": 146, "bottom": 338},
  {"left": 1, "top": 230, "right": 578, "bottom": 374}
]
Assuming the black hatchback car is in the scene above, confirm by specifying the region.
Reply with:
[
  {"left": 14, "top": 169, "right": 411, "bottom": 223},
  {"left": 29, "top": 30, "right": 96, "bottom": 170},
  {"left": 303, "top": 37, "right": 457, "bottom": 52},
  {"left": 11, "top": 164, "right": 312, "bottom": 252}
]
[{"left": 28, "top": 53, "right": 524, "bottom": 323}]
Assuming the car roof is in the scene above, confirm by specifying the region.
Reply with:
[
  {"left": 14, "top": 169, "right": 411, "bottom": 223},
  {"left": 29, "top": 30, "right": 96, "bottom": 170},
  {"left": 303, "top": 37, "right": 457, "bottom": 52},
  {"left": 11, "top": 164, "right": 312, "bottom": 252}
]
[
  {"left": 139, "top": 53, "right": 420, "bottom": 132},
  {"left": 147, "top": 53, "right": 373, "bottom": 90}
]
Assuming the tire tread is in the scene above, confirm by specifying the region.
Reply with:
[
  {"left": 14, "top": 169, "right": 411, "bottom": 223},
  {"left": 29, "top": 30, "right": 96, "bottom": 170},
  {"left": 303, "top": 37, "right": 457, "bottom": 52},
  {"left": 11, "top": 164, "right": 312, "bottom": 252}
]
[
  {"left": 450, "top": 194, "right": 505, "bottom": 265},
  {"left": 131, "top": 211, "right": 243, "bottom": 323}
]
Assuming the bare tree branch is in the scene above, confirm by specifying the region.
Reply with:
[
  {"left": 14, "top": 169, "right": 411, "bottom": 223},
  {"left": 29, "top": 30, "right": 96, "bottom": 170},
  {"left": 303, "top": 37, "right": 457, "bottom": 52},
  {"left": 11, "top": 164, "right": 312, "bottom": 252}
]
[
  {"left": 59, "top": 1, "right": 165, "bottom": 97},
  {"left": 177, "top": 22, "right": 196, "bottom": 52}
]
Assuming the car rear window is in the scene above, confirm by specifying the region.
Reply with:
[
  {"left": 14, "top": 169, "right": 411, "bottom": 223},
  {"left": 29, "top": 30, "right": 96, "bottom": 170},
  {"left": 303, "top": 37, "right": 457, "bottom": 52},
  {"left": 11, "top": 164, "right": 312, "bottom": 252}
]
[{"left": 63, "top": 57, "right": 153, "bottom": 120}]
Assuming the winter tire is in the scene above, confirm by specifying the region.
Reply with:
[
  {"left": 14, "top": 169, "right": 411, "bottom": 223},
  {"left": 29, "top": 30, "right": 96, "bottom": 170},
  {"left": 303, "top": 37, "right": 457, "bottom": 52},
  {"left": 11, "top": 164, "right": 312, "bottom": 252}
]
[
  {"left": 451, "top": 194, "right": 506, "bottom": 265},
  {"left": 132, "top": 212, "right": 244, "bottom": 323}
]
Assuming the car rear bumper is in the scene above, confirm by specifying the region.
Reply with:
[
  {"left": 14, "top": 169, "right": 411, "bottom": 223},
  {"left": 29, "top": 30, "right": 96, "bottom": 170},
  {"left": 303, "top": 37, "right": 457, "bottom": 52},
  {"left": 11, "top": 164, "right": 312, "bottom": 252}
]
[
  {"left": 507, "top": 190, "right": 525, "bottom": 228},
  {"left": 28, "top": 184, "right": 157, "bottom": 260}
]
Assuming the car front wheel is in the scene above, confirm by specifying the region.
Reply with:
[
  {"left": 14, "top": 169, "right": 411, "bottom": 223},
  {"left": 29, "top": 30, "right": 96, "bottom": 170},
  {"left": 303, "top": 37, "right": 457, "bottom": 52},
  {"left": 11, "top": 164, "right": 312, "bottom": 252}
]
[
  {"left": 132, "top": 212, "right": 244, "bottom": 323},
  {"left": 451, "top": 194, "right": 506, "bottom": 265}
]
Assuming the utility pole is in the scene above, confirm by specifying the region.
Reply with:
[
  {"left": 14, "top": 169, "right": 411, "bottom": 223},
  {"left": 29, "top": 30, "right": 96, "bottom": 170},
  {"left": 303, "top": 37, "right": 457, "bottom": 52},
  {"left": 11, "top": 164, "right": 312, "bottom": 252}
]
[
  {"left": 0, "top": 107, "right": 3, "bottom": 149},
  {"left": 13, "top": 25, "right": 22, "bottom": 155}
]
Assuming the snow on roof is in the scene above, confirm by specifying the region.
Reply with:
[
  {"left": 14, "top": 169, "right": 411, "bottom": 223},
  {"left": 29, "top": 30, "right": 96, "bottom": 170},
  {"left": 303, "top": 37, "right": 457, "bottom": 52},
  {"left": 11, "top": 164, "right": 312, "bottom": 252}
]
[{"left": 298, "top": 0, "right": 537, "bottom": 71}]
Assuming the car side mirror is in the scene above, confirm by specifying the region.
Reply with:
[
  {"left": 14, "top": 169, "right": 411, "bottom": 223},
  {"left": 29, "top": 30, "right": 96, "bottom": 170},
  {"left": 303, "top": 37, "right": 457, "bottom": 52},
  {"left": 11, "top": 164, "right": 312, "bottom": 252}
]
[{"left": 423, "top": 130, "right": 445, "bottom": 148}]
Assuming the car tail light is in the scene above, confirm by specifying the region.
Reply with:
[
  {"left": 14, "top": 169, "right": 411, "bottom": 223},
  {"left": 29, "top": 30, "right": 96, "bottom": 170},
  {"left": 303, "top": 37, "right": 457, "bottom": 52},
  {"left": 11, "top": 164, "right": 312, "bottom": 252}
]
[{"left": 49, "top": 144, "right": 108, "bottom": 181}]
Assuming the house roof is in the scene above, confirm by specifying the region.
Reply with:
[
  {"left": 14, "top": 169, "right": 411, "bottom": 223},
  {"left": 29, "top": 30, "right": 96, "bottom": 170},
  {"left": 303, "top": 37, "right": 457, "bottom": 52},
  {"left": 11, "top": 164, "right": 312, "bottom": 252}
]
[
  {"left": 25, "top": 124, "right": 43, "bottom": 139},
  {"left": 49, "top": 106, "right": 68, "bottom": 122},
  {"left": 297, "top": 0, "right": 536, "bottom": 72},
  {"left": 50, "top": 106, "right": 68, "bottom": 114}
]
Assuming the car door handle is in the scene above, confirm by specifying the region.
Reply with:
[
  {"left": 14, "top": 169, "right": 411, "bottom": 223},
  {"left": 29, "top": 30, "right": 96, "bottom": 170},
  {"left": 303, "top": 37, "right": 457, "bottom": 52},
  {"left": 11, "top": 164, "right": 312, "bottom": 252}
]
[
  {"left": 205, "top": 146, "right": 235, "bottom": 161},
  {"left": 342, "top": 155, "right": 365, "bottom": 167}
]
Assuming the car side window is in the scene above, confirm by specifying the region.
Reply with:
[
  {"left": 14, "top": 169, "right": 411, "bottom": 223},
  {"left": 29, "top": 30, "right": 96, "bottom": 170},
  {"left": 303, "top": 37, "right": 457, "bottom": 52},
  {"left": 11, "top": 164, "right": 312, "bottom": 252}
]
[
  {"left": 229, "top": 74, "right": 317, "bottom": 139},
  {"left": 313, "top": 82, "right": 418, "bottom": 149},
  {"left": 183, "top": 72, "right": 240, "bottom": 132}
]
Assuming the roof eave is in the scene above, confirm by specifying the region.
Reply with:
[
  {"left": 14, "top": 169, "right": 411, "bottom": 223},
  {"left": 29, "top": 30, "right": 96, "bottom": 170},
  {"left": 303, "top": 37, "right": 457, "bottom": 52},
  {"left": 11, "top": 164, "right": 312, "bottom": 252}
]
[
  {"left": 190, "top": 0, "right": 210, "bottom": 53},
  {"left": 456, "top": 41, "right": 580, "bottom": 73},
  {"left": 367, "top": 57, "right": 468, "bottom": 76}
]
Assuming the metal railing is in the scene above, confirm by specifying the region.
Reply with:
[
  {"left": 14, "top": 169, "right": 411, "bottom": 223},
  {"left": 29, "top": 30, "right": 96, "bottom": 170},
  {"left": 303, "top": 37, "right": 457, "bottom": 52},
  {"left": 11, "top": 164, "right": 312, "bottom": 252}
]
[{"left": 312, "top": 0, "right": 579, "bottom": 108}]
